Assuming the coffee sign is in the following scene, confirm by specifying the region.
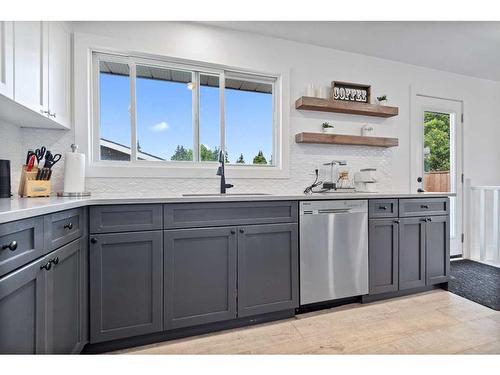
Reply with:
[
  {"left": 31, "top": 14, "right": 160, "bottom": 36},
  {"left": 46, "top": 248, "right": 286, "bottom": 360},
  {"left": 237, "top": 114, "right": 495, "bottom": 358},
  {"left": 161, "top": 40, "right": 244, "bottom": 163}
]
[{"left": 331, "top": 81, "right": 371, "bottom": 103}]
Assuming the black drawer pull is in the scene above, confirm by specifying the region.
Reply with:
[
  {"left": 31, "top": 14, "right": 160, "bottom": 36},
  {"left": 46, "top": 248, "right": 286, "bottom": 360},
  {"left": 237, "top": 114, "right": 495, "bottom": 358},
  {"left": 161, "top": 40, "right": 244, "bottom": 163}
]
[
  {"left": 50, "top": 257, "right": 60, "bottom": 265},
  {"left": 40, "top": 262, "right": 52, "bottom": 271},
  {"left": 230, "top": 230, "right": 236, "bottom": 234},
  {"left": 239, "top": 229, "right": 245, "bottom": 233},
  {"left": 90, "top": 237, "right": 98, "bottom": 244},
  {"left": 1, "top": 240, "right": 18, "bottom": 251},
  {"left": 420, "top": 218, "right": 427, "bottom": 222},
  {"left": 393, "top": 220, "right": 400, "bottom": 224},
  {"left": 421, "top": 205, "right": 429, "bottom": 209},
  {"left": 64, "top": 222, "right": 73, "bottom": 230},
  {"left": 379, "top": 206, "right": 387, "bottom": 210},
  {"left": 427, "top": 217, "right": 432, "bottom": 222}
]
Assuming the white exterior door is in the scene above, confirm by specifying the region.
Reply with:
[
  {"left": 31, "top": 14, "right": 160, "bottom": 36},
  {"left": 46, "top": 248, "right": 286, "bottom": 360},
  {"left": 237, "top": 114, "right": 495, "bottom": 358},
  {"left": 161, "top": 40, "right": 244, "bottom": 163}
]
[{"left": 411, "top": 94, "right": 463, "bottom": 256}]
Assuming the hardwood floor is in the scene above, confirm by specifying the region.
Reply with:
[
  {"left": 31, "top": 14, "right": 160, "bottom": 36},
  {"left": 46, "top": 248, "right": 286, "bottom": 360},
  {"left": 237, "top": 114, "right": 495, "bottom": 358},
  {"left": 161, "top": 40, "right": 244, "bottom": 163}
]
[{"left": 116, "top": 290, "right": 500, "bottom": 354}]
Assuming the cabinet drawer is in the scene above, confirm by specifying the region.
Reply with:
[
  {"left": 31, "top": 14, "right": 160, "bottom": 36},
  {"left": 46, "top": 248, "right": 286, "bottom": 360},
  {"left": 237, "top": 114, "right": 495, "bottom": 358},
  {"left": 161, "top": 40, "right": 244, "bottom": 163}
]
[
  {"left": 164, "top": 201, "right": 298, "bottom": 229},
  {"left": 44, "top": 208, "right": 83, "bottom": 251},
  {"left": 0, "top": 217, "right": 44, "bottom": 277},
  {"left": 399, "top": 198, "right": 449, "bottom": 217},
  {"left": 89, "top": 205, "right": 162, "bottom": 233},
  {"left": 369, "top": 199, "right": 398, "bottom": 218}
]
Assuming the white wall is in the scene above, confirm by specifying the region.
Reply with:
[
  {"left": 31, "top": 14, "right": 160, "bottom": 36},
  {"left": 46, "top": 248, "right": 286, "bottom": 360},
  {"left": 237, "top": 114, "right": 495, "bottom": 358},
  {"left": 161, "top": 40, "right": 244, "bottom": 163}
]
[{"left": 2, "top": 21, "right": 500, "bottom": 197}]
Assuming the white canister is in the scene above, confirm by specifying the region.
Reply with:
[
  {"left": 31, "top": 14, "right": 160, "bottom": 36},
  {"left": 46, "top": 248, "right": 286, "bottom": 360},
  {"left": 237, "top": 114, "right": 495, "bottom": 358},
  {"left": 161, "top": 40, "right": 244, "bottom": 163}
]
[{"left": 306, "top": 84, "right": 315, "bottom": 97}]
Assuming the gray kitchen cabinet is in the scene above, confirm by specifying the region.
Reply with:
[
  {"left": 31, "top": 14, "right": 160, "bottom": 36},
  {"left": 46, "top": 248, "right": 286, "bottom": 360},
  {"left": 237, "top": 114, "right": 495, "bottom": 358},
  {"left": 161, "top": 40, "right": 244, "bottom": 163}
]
[
  {"left": 90, "top": 204, "right": 163, "bottom": 234},
  {"left": 0, "top": 255, "right": 47, "bottom": 354},
  {"left": 399, "top": 217, "right": 426, "bottom": 290},
  {"left": 0, "top": 216, "right": 44, "bottom": 277},
  {"left": 89, "top": 231, "right": 163, "bottom": 343},
  {"left": 426, "top": 216, "right": 450, "bottom": 285},
  {"left": 164, "top": 227, "right": 237, "bottom": 329},
  {"left": 368, "top": 219, "right": 399, "bottom": 294},
  {"left": 46, "top": 239, "right": 87, "bottom": 354},
  {"left": 237, "top": 223, "right": 299, "bottom": 317}
]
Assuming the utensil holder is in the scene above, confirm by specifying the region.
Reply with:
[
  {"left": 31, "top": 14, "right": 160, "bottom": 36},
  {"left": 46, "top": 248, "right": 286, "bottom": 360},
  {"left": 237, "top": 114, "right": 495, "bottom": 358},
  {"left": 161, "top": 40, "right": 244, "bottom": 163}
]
[{"left": 18, "top": 166, "right": 51, "bottom": 198}]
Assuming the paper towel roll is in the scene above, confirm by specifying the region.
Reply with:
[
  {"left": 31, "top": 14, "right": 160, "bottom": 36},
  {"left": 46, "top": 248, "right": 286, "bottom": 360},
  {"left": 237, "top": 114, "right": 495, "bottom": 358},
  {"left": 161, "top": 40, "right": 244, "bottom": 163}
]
[{"left": 63, "top": 152, "right": 85, "bottom": 193}]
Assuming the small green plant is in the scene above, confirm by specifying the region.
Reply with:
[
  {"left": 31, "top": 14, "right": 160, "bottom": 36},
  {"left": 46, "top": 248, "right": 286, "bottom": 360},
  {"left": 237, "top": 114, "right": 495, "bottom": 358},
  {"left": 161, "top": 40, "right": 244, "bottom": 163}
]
[
  {"left": 377, "top": 95, "right": 388, "bottom": 102},
  {"left": 322, "top": 122, "right": 334, "bottom": 129}
]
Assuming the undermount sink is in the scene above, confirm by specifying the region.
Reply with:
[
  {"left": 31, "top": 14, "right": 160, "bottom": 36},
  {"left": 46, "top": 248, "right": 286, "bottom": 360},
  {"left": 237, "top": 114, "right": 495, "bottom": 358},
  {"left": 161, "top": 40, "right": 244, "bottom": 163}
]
[{"left": 182, "top": 193, "right": 272, "bottom": 197}]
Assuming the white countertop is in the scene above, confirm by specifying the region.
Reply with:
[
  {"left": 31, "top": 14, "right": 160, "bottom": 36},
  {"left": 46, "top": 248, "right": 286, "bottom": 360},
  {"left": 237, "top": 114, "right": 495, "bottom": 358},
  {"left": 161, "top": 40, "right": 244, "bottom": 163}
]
[{"left": 0, "top": 192, "right": 455, "bottom": 224}]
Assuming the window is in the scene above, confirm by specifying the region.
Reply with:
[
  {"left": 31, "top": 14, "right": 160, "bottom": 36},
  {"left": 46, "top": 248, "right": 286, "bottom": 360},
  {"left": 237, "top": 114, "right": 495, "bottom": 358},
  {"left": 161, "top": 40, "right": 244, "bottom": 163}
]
[{"left": 93, "top": 52, "right": 278, "bottom": 168}]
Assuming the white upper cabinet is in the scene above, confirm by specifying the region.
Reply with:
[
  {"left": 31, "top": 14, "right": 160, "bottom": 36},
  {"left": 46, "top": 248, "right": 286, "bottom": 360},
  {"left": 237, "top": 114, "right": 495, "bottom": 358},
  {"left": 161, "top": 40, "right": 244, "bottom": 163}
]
[
  {"left": 0, "top": 21, "right": 71, "bottom": 130},
  {"left": 0, "top": 21, "right": 14, "bottom": 99},
  {"left": 13, "top": 21, "right": 48, "bottom": 115},
  {"left": 47, "top": 22, "right": 71, "bottom": 128}
]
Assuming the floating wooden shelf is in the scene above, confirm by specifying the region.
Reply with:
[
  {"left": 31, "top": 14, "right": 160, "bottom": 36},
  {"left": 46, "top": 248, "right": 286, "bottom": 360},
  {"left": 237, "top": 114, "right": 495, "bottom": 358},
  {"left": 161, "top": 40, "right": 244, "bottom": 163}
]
[
  {"left": 295, "top": 96, "right": 399, "bottom": 118},
  {"left": 295, "top": 132, "right": 399, "bottom": 148}
]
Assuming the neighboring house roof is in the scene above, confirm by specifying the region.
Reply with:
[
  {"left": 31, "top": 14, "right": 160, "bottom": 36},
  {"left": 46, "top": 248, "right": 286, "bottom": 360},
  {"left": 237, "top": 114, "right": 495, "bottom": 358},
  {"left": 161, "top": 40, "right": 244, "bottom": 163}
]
[{"left": 100, "top": 138, "right": 165, "bottom": 161}]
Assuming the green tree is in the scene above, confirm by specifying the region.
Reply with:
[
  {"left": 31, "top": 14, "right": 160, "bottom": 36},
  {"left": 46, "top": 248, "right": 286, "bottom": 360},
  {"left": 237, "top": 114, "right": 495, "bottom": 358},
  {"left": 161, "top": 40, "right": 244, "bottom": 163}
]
[
  {"left": 200, "top": 144, "right": 218, "bottom": 161},
  {"left": 236, "top": 153, "right": 245, "bottom": 164},
  {"left": 252, "top": 150, "right": 267, "bottom": 165},
  {"left": 170, "top": 145, "right": 193, "bottom": 161},
  {"left": 424, "top": 112, "right": 450, "bottom": 172}
]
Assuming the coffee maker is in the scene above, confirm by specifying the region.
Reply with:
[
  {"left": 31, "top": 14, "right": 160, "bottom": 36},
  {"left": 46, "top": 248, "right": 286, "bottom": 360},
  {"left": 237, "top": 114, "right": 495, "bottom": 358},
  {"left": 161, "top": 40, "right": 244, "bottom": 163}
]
[{"left": 0, "top": 159, "right": 12, "bottom": 198}]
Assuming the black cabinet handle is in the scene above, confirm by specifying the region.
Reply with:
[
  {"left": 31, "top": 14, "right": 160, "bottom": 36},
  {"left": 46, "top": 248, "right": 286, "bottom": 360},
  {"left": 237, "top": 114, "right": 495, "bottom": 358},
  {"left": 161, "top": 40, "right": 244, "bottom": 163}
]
[
  {"left": 427, "top": 217, "right": 432, "bottom": 222},
  {"left": 239, "top": 229, "right": 245, "bottom": 233},
  {"left": 393, "top": 220, "right": 400, "bottom": 224},
  {"left": 230, "top": 230, "right": 236, "bottom": 234},
  {"left": 90, "top": 237, "right": 98, "bottom": 244},
  {"left": 50, "top": 257, "right": 59, "bottom": 265},
  {"left": 40, "top": 261, "right": 52, "bottom": 271},
  {"left": 421, "top": 205, "right": 429, "bottom": 209},
  {"left": 379, "top": 206, "right": 387, "bottom": 210},
  {"left": 64, "top": 222, "right": 73, "bottom": 230},
  {"left": 1, "top": 240, "right": 18, "bottom": 251},
  {"left": 420, "top": 218, "right": 427, "bottom": 222}
]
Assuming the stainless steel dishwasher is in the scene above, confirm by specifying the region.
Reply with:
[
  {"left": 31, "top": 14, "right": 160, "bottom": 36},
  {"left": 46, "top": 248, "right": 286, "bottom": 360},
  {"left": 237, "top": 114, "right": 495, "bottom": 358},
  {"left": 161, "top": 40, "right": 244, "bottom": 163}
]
[{"left": 299, "top": 200, "right": 368, "bottom": 305}]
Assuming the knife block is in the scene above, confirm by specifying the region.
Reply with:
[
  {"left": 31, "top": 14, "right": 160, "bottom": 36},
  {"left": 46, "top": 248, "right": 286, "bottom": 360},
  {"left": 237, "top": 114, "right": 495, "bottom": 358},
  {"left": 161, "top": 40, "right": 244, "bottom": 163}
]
[{"left": 18, "top": 165, "right": 51, "bottom": 198}]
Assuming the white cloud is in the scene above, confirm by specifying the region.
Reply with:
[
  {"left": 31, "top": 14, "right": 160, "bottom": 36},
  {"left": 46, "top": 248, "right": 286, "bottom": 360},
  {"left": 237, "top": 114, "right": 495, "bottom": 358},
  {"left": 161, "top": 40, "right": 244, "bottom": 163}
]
[{"left": 150, "top": 121, "right": 170, "bottom": 132}]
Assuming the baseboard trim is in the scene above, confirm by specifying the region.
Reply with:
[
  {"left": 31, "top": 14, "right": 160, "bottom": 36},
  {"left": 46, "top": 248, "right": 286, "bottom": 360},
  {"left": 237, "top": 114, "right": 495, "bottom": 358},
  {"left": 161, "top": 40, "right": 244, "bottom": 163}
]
[
  {"left": 82, "top": 309, "right": 295, "bottom": 354},
  {"left": 361, "top": 284, "right": 447, "bottom": 303}
]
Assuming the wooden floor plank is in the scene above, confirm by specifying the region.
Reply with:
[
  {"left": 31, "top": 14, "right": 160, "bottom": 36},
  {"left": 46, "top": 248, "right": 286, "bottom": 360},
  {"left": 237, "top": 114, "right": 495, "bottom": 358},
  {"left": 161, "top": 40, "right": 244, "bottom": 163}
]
[{"left": 116, "top": 290, "right": 500, "bottom": 355}]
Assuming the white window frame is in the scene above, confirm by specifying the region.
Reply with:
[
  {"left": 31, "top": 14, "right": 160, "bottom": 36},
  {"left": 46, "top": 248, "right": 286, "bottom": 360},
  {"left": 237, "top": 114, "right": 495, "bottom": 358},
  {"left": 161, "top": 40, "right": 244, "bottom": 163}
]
[{"left": 88, "top": 50, "right": 285, "bottom": 178}]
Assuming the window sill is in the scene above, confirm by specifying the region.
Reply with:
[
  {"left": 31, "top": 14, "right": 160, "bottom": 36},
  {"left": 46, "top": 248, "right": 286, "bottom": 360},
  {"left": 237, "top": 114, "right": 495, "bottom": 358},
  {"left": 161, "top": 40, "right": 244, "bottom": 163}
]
[{"left": 86, "top": 162, "right": 289, "bottom": 179}]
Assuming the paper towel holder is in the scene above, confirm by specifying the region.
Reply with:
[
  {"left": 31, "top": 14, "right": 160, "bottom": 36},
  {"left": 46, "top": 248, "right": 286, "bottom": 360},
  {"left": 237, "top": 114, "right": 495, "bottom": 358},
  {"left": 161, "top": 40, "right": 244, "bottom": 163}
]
[{"left": 57, "top": 144, "right": 91, "bottom": 197}]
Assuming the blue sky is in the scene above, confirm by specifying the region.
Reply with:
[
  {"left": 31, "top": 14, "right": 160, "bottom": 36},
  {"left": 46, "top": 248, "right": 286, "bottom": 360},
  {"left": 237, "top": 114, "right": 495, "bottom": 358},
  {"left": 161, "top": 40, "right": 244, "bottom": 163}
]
[{"left": 100, "top": 73, "right": 273, "bottom": 164}]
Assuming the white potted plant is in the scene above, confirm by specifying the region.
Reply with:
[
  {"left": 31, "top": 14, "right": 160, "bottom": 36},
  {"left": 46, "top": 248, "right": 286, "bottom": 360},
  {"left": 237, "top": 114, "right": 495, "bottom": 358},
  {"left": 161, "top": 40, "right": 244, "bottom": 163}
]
[
  {"left": 322, "top": 122, "right": 335, "bottom": 134},
  {"left": 376, "top": 95, "right": 388, "bottom": 106}
]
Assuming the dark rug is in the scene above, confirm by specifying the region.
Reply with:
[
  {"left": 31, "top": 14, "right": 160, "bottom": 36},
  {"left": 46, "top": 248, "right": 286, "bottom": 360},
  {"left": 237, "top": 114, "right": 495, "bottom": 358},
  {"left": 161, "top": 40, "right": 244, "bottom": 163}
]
[{"left": 448, "top": 259, "right": 500, "bottom": 311}]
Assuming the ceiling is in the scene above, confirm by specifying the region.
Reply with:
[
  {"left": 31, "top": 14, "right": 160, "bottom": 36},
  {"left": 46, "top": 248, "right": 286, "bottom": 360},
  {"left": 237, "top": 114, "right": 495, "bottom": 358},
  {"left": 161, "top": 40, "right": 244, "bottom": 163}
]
[{"left": 202, "top": 22, "right": 500, "bottom": 82}]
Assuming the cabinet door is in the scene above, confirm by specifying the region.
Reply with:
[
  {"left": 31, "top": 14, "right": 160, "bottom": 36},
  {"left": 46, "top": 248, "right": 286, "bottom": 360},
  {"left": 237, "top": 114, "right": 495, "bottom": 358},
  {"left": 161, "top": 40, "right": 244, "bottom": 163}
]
[
  {"left": 47, "top": 22, "right": 71, "bottom": 128},
  {"left": 399, "top": 218, "right": 426, "bottom": 290},
  {"left": 0, "top": 256, "right": 46, "bottom": 354},
  {"left": 89, "top": 231, "right": 163, "bottom": 343},
  {"left": 164, "top": 227, "right": 237, "bottom": 329},
  {"left": 368, "top": 219, "right": 399, "bottom": 295},
  {"left": 46, "top": 239, "right": 86, "bottom": 354},
  {"left": 426, "top": 216, "right": 450, "bottom": 285},
  {"left": 237, "top": 223, "right": 299, "bottom": 317},
  {"left": 0, "top": 21, "right": 14, "bottom": 98},
  {"left": 13, "top": 21, "right": 48, "bottom": 113}
]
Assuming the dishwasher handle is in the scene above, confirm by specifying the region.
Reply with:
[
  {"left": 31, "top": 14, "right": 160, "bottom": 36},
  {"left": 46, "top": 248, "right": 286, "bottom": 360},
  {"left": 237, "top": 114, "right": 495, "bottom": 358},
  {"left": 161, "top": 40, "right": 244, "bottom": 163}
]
[{"left": 317, "top": 208, "right": 352, "bottom": 214}]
